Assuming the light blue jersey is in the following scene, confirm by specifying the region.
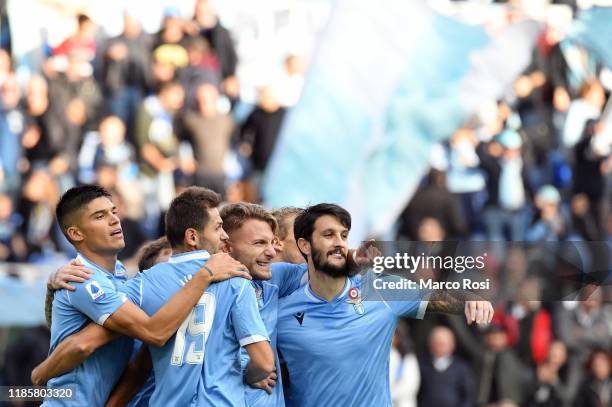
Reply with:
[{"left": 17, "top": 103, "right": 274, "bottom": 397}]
[
  {"left": 240, "top": 262, "right": 308, "bottom": 407},
  {"left": 43, "top": 254, "right": 133, "bottom": 407},
  {"left": 276, "top": 272, "right": 428, "bottom": 407},
  {"left": 120, "top": 250, "right": 269, "bottom": 407}
]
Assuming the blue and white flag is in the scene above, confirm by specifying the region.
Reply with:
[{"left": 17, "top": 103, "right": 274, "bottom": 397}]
[
  {"left": 263, "top": 0, "right": 541, "bottom": 242},
  {"left": 568, "top": 6, "right": 612, "bottom": 69}
]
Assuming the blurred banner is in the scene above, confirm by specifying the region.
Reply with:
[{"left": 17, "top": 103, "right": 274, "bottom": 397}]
[
  {"left": 263, "top": 0, "right": 541, "bottom": 243},
  {"left": 568, "top": 6, "right": 612, "bottom": 69},
  {"left": 0, "top": 264, "right": 51, "bottom": 326}
]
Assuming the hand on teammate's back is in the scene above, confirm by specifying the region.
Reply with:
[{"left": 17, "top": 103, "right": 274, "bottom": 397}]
[
  {"left": 202, "top": 252, "right": 252, "bottom": 283},
  {"left": 50, "top": 259, "right": 93, "bottom": 291},
  {"left": 249, "top": 371, "right": 277, "bottom": 395}
]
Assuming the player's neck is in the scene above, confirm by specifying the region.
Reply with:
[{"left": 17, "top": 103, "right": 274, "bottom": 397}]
[
  {"left": 309, "top": 269, "right": 346, "bottom": 302},
  {"left": 78, "top": 247, "right": 117, "bottom": 274}
]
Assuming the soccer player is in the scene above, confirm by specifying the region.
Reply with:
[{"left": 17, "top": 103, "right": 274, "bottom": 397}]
[
  {"left": 270, "top": 207, "right": 305, "bottom": 264},
  {"left": 33, "top": 185, "right": 248, "bottom": 406},
  {"left": 276, "top": 203, "right": 494, "bottom": 407}
]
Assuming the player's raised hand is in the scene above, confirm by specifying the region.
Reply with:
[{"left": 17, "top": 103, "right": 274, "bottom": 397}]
[
  {"left": 201, "top": 252, "right": 252, "bottom": 283},
  {"left": 464, "top": 300, "right": 494, "bottom": 325},
  {"left": 249, "top": 371, "right": 277, "bottom": 395},
  {"left": 49, "top": 259, "right": 93, "bottom": 291},
  {"left": 354, "top": 239, "right": 381, "bottom": 267}
]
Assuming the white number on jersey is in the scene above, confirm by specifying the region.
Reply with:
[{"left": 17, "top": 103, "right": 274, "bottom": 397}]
[{"left": 171, "top": 292, "right": 216, "bottom": 365}]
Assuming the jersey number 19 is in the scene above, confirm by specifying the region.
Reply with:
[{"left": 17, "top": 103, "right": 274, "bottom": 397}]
[{"left": 171, "top": 292, "right": 216, "bottom": 366}]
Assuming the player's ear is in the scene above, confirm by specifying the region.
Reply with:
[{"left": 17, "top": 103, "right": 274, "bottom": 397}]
[
  {"left": 66, "top": 225, "right": 84, "bottom": 243},
  {"left": 184, "top": 228, "right": 198, "bottom": 248},
  {"left": 297, "top": 238, "right": 310, "bottom": 258}
]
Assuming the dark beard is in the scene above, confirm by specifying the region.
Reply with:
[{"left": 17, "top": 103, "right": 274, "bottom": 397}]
[{"left": 312, "top": 246, "right": 350, "bottom": 278}]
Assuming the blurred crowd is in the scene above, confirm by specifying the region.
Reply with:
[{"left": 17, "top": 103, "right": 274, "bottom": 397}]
[
  {"left": 0, "top": 0, "right": 306, "bottom": 266},
  {"left": 0, "top": 0, "right": 611, "bottom": 406}
]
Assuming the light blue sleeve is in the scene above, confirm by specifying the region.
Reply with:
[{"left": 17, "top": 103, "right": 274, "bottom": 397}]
[
  {"left": 67, "top": 273, "right": 127, "bottom": 325},
  {"left": 372, "top": 274, "right": 429, "bottom": 319},
  {"left": 118, "top": 273, "right": 143, "bottom": 307},
  {"left": 230, "top": 279, "right": 270, "bottom": 346},
  {"left": 271, "top": 262, "right": 308, "bottom": 298}
]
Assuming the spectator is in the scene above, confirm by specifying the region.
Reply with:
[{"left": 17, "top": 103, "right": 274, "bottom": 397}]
[
  {"left": 391, "top": 320, "right": 420, "bottom": 407},
  {"left": 178, "top": 36, "right": 222, "bottom": 109},
  {"left": 479, "top": 129, "right": 533, "bottom": 241},
  {"left": 476, "top": 322, "right": 525, "bottom": 406},
  {"left": 398, "top": 169, "right": 467, "bottom": 240},
  {"left": 557, "top": 288, "right": 612, "bottom": 402},
  {"left": 52, "top": 14, "right": 96, "bottom": 62},
  {"left": 445, "top": 127, "right": 486, "bottom": 233},
  {"left": 418, "top": 326, "right": 475, "bottom": 407},
  {"left": 192, "top": 0, "right": 239, "bottom": 99},
  {"left": 0, "top": 193, "right": 26, "bottom": 261},
  {"left": 277, "top": 54, "right": 306, "bottom": 108},
  {"left": 527, "top": 185, "right": 568, "bottom": 241},
  {"left": 563, "top": 80, "right": 605, "bottom": 150},
  {"left": 134, "top": 80, "right": 187, "bottom": 236},
  {"left": 99, "top": 11, "right": 153, "bottom": 140},
  {"left": 525, "top": 341, "right": 572, "bottom": 407},
  {"left": 152, "top": 8, "right": 189, "bottom": 73},
  {"left": 574, "top": 348, "right": 611, "bottom": 407},
  {"left": 239, "top": 85, "right": 286, "bottom": 177},
  {"left": 0, "top": 72, "right": 24, "bottom": 195}
]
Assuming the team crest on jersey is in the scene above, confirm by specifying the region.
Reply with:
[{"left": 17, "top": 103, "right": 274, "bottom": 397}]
[
  {"left": 346, "top": 287, "right": 365, "bottom": 315},
  {"left": 86, "top": 281, "right": 106, "bottom": 302}
]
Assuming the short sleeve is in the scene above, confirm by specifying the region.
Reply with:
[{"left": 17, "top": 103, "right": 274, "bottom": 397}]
[
  {"left": 67, "top": 273, "right": 127, "bottom": 325},
  {"left": 119, "top": 273, "right": 143, "bottom": 307},
  {"left": 230, "top": 279, "right": 269, "bottom": 347},
  {"left": 270, "top": 262, "right": 308, "bottom": 298}
]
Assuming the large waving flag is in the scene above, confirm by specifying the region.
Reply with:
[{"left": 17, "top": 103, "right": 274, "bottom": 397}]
[
  {"left": 567, "top": 6, "right": 612, "bottom": 69},
  {"left": 263, "top": 0, "right": 541, "bottom": 242}
]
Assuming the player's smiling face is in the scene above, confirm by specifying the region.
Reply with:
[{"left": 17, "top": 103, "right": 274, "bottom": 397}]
[
  {"left": 73, "top": 197, "right": 125, "bottom": 254},
  {"left": 309, "top": 215, "right": 349, "bottom": 277},
  {"left": 228, "top": 219, "right": 276, "bottom": 280}
]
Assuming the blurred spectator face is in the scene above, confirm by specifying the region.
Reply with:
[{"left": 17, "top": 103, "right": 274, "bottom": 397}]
[
  {"left": 160, "top": 83, "right": 185, "bottom": 112},
  {"left": 580, "top": 286, "right": 602, "bottom": 313},
  {"left": 0, "top": 194, "right": 12, "bottom": 221},
  {"left": 485, "top": 328, "right": 508, "bottom": 352},
  {"left": 547, "top": 341, "right": 567, "bottom": 369},
  {"left": 162, "top": 16, "right": 184, "bottom": 43},
  {"left": 23, "top": 171, "right": 56, "bottom": 203},
  {"left": 428, "top": 327, "right": 455, "bottom": 359},
  {"left": 571, "top": 193, "right": 590, "bottom": 216},
  {"left": 26, "top": 75, "right": 49, "bottom": 115},
  {"left": 0, "top": 49, "right": 11, "bottom": 81},
  {"left": 99, "top": 116, "right": 126, "bottom": 147},
  {"left": 417, "top": 217, "right": 445, "bottom": 241},
  {"left": 196, "top": 83, "right": 218, "bottom": 115},
  {"left": 1, "top": 73, "right": 21, "bottom": 109},
  {"left": 186, "top": 38, "right": 210, "bottom": 65},
  {"left": 153, "top": 59, "right": 176, "bottom": 83},
  {"left": 590, "top": 352, "right": 610, "bottom": 381},
  {"left": 450, "top": 127, "right": 476, "bottom": 146},
  {"left": 581, "top": 80, "right": 605, "bottom": 110},
  {"left": 123, "top": 13, "right": 141, "bottom": 37},
  {"left": 78, "top": 17, "right": 97, "bottom": 40},
  {"left": 96, "top": 165, "right": 119, "bottom": 191},
  {"left": 259, "top": 86, "right": 280, "bottom": 112},
  {"left": 286, "top": 55, "right": 306, "bottom": 76},
  {"left": 195, "top": 0, "right": 217, "bottom": 28}
]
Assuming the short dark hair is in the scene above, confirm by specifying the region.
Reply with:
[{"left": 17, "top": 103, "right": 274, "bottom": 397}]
[
  {"left": 293, "top": 203, "right": 351, "bottom": 259},
  {"left": 165, "top": 187, "right": 221, "bottom": 248},
  {"left": 220, "top": 203, "right": 277, "bottom": 236},
  {"left": 56, "top": 185, "right": 112, "bottom": 242},
  {"left": 271, "top": 207, "right": 303, "bottom": 240},
  {"left": 77, "top": 14, "right": 92, "bottom": 26},
  {"left": 137, "top": 237, "right": 171, "bottom": 272}
]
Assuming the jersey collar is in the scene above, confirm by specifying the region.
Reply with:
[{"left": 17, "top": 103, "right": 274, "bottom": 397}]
[
  {"left": 169, "top": 250, "right": 211, "bottom": 263},
  {"left": 76, "top": 253, "right": 126, "bottom": 278},
  {"left": 305, "top": 277, "right": 351, "bottom": 303}
]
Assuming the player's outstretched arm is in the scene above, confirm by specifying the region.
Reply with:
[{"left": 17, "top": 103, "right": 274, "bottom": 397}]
[
  {"left": 104, "top": 253, "right": 250, "bottom": 346},
  {"left": 105, "top": 345, "right": 152, "bottom": 407},
  {"left": 426, "top": 290, "right": 494, "bottom": 325},
  {"left": 244, "top": 341, "right": 276, "bottom": 394},
  {"left": 31, "top": 322, "right": 117, "bottom": 385}
]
